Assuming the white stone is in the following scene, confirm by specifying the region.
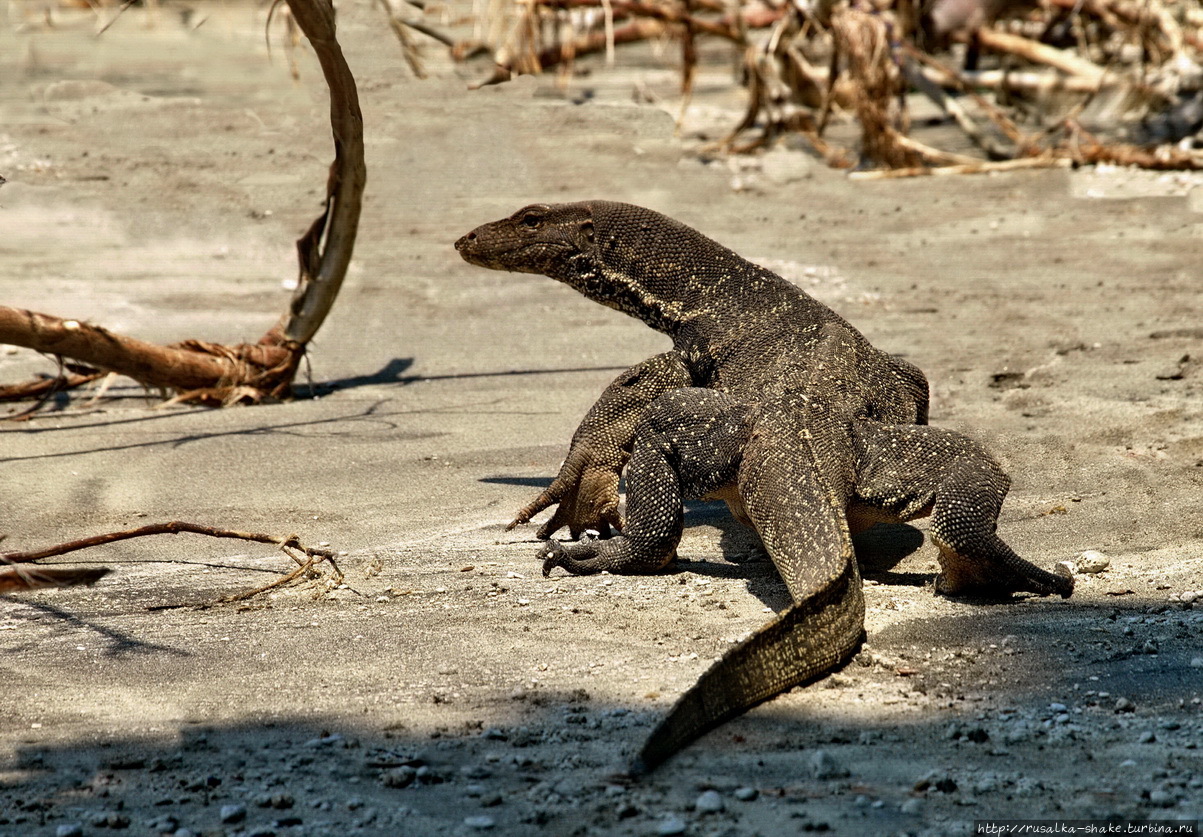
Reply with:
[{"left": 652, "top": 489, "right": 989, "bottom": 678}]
[{"left": 1076, "top": 551, "right": 1110, "bottom": 574}]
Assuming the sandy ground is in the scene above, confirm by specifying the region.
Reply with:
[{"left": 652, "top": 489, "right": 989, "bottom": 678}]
[{"left": 1, "top": 2, "right": 1202, "bottom": 835}]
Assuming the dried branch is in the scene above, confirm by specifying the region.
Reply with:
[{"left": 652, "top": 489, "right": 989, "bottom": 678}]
[
  {"left": 477, "top": 18, "right": 667, "bottom": 86},
  {"left": 0, "top": 363, "right": 105, "bottom": 403},
  {"left": 458, "top": 0, "right": 1203, "bottom": 175},
  {"left": 0, "top": 521, "right": 337, "bottom": 564},
  {"left": 1, "top": 0, "right": 365, "bottom": 409},
  {"left": 279, "top": 0, "right": 367, "bottom": 345},
  {"left": 1, "top": 521, "right": 343, "bottom": 601},
  {"left": 974, "top": 29, "right": 1108, "bottom": 81},
  {"left": 0, "top": 307, "right": 294, "bottom": 395},
  {"left": 0, "top": 566, "right": 111, "bottom": 594}
]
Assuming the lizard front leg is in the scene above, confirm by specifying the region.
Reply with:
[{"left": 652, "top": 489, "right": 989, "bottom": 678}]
[
  {"left": 540, "top": 388, "right": 750, "bottom": 575},
  {"left": 509, "top": 350, "right": 692, "bottom": 540}
]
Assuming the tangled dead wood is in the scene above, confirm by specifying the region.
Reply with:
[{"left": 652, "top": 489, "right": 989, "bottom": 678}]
[
  {"left": 449, "top": 0, "right": 1203, "bottom": 172},
  {"left": 0, "top": 0, "right": 366, "bottom": 412},
  {"left": 0, "top": 521, "right": 342, "bottom": 600}
]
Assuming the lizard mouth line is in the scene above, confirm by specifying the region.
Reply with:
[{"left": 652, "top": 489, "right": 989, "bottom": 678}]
[{"left": 454, "top": 235, "right": 573, "bottom": 270}]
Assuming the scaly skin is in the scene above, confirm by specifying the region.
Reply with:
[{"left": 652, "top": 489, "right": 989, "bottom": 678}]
[{"left": 455, "top": 200, "right": 1073, "bottom": 772}]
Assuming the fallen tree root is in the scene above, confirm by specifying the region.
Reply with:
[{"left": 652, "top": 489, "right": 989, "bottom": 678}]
[
  {"left": 0, "top": 521, "right": 343, "bottom": 601},
  {"left": 1, "top": 0, "right": 365, "bottom": 411},
  {"left": 0, "top": 566, "right": 111, "bottom": 594}
]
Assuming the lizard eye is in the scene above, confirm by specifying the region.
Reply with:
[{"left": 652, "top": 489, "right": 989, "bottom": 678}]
[{"left": 518, "top": 212, "right": 543, "bottom": 229}]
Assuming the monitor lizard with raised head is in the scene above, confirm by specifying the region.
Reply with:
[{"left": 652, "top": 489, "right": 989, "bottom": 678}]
[{"left": 455, "top": 200, "right": 1073, "bottom": 773}]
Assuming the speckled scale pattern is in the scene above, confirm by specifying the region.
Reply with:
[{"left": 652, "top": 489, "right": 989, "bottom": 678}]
[{"left": 456, "top": 200, "right": 1074, "bottom": 772}]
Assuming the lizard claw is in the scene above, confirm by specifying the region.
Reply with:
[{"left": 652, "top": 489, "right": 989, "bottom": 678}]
[
  {"left": 507, "top": 489, "right": 558, "bottom": 532},
  {"left": 540, "top": 541, "right": 568, "bottom": 577}
]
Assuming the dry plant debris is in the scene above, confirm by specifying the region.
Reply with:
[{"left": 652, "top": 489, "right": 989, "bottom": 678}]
[
  {"left": 0, "top": 521, "right": 342, "bottom": 600},
  {"left": 446, "top": 0, "right": 1203, "bottom": 172}
]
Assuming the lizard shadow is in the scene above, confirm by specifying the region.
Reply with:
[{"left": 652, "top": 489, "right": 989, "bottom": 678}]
[{"left": 676, "top": 502, "right": 931, "bottom": 611}]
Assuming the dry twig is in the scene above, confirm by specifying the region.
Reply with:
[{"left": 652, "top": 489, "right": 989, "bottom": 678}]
[
  {"left": 0, "top": 521, "right": 343, "bottom": 601},
  {"left": 455, "top": 0, "right": 1203, "bottom": 174}
]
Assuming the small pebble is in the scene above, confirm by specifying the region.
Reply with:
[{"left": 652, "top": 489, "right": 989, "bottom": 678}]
[
  {"left": 1076, "top": 551, "right": 1110, "bottom": 574},
  {"left": 303, "top": 733, "right": 344, "bottom": 748},
  {"left": 695, "top": 790, "right": 724, "bottom": 813},
  {"left": 91, "top": 813, "right": 131, "bottom": 828},
  {"left": 657, "top": 816, "right": 688, "bottom": 836},
  {"left": 1139, "top": 731, "right": 1157, "bottom": 744},
  {"left": 220, "top": 804, "right": 247, "bottom": 824},
  {"left": 381, "top": 766, "right": 416, "bottom": 788},
  {"left": 1147, "top": 789, "right": 1174, "bottom": 807},
  {"left": 809, "top": 749, "right": 848, "bottom": 779},
  {"left": 1115, "top": 697, "right": 1136, "bottom": 713},
  {"left": 55, "top": 825, "right": 83, "bottom": 837},
  {"left": 1190, "top": 657, "right": 1203, "bottom": 668},
  {"left": 464, "top": 815, "right": 496, "bottom": 829},
  {"left": 900, "top": 797, "right": 924, "bottom": 815},
  {"left": 733, "top": 786, "right": 758, "bottom": 802}
]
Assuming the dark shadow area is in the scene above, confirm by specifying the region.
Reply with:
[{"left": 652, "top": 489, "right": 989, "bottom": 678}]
[
  {"left": 479, "top": 476, "right": 554, "bottom": 489},
  {"left": 2, "top": 595, "right": 1199, "bottom": 837},
  {"left": 299, "top": 358, "right": 629, "bottom": 396},
  {"left": 293, "top": 357, "right": 415, "bottom": 396},
  {"left": 393, "top": 363, "right": 628, "bottom": 388},
  {"left": 853, "top": 522, "right": 931, "bottom": 587}
]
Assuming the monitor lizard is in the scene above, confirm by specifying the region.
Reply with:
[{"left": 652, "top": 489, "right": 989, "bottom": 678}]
[{"left": 455, "top": 200, "right": 1074, "bottom": 773}]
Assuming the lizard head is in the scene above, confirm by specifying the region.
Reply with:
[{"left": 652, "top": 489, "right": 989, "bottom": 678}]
[
  {"left": 457, "top": 201, "right": 696, "bottom": 334},
  {"left": 455, "top": 203, "right": 598, "bottom": 278}
]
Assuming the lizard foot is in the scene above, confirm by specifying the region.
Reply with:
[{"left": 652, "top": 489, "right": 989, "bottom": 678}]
[
  {"left": 539, "top": 541, "right": 567, "bottom": 577},
  {"left": 934, "top": 539, "right": 1074, "bottom": 598},
  {"left": 539, "top": 531, "right": 617, "bottom": 577},
  {"left": 506, "top": 465, "right": 623, "bottom": 540}
]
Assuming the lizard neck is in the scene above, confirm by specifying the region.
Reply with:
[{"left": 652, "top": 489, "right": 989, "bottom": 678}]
[{"left": 552, "top": 252, "right": 691, "bottom": 336}]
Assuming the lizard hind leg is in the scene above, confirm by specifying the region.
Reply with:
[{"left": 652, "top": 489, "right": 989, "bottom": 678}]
[{"left": 852, "top": 421, "right": 1074, "bottom": 599}]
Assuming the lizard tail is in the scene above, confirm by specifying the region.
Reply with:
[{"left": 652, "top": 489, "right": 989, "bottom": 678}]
[{"left": 632, "top": 560, "right": 865, "bottom": 774}]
